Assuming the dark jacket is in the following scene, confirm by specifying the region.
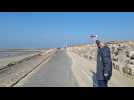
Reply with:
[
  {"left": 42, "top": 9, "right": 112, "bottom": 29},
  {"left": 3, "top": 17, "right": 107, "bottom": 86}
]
[{"left": 96, "top": 46, "right": 112, "bottom": 80}]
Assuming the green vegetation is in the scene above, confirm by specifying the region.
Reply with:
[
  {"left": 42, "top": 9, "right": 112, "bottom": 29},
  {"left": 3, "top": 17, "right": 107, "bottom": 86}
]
[{"left": 7, "top": 61, "right": 17, "bottom": 66}]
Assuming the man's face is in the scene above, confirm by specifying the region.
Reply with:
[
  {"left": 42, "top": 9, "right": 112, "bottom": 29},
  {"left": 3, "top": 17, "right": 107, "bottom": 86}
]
[
  {"left": 96, "top": 43, "right": 101, "bottom": 48},
  {"left": 96, "top": 40, "right": 101, "bottom": 48}
]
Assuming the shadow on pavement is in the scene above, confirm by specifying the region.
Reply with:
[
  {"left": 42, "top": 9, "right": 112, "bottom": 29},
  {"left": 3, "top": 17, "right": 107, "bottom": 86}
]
[{"left": 90, "top": 70, "right": 98, "bottom": 87}]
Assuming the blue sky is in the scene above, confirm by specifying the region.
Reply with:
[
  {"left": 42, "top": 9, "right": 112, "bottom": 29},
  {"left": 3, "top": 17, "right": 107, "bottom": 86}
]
[{"left": 0, "top": 12, "right": 134, "bottom": 48}]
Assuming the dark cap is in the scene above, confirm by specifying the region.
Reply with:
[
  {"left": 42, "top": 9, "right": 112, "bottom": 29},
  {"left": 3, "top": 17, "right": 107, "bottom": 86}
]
[{"left": 96, "top": 40, "right": 100, "bottom": 44}]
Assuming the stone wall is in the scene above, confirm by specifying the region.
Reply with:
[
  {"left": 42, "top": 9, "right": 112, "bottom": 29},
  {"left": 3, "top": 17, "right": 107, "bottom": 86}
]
[{"left": 67, "top": 41, "right": 134, "bottom": 76}]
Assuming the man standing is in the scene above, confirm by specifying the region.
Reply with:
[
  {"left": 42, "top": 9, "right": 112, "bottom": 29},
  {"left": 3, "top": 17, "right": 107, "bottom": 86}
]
[{"left": 95, "top": 40, "right": 112, "bottom": 87}]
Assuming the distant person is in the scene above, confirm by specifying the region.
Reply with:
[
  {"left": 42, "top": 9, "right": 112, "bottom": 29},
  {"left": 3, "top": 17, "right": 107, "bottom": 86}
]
[{"left": 95, "top": 40, "right": 112, "bottom": 87}]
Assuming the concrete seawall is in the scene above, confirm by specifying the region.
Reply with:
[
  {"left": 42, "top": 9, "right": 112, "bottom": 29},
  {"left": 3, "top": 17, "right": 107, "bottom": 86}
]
[{"left": 0, "top": 49, "right": 57, "bottom": 87}]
